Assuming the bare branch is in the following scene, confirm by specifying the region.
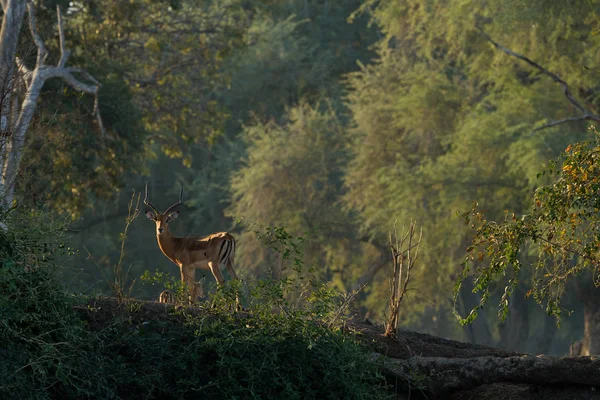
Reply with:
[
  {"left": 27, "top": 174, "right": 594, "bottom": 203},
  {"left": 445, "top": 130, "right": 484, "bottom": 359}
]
[
  {"left": 0, "top": 0, "right": 6, "bottom": 13},
  {"left": 532, "top": 116, "right": 592, "bottom": 133},
  {"left": 385, "top": 220, "right": 422, "bottom": 338},
  {"left": 93, "top": 94, "right": 105, "bottom": 136},
  {"left": 478, "top": 28, "right": 600, "bottom": 125},
  {"left": 67, "top": 67, "right": 100, "bottom": 85},
  {"left": 56, "top": 5, "right": 70, "bottom": 68},
  {"left": 26, "top": 1, "right": 48, "bottom": 66},
  {"left": 36, "top": 65, "right": 105, "bottom": 136},
  {"left": 41, "top": 66, "right": 98, "bottom": 93}
]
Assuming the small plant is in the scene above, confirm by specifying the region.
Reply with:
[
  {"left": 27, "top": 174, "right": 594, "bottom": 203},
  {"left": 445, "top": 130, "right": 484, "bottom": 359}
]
[
  {"left": 384, "top": 220, "right": 422, "bottom": 338},
  {"left": 141, "top": 269, "right": 193, "bottom": 304},
  {"left": 0, "top": 209, "right": 103, "bottom": 399},
  {"left": 85, "top": 190, "right": 140, "bottom": 302}
]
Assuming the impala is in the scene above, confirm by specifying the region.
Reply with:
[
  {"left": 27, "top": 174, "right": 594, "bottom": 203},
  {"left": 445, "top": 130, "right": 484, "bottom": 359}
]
[
  {"left": 144, "top": 183, "right": 239, "bottom": 303},
  {"left": 158, "top": 290, "right": 175, "bottom": 304}
]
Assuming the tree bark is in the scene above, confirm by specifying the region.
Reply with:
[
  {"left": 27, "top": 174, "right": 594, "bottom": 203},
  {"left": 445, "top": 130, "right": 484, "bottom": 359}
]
[
  {"left": 1, "top": 3, "right": 103, "bottom": 209},
  {"left": 371, "top": 352, "right": 600, "bottom": 397},
  {"left": 575, "top": 274, "right": 600, "bottom": 355},
  {"left": 0, "top": 0, "right": 26, "bottom": 106},
  {"left": 0, "top": 0, "right": 27, "bottom": 205},
  {"left": 581, "top": 289, "right": 600, "bottom": 355}
]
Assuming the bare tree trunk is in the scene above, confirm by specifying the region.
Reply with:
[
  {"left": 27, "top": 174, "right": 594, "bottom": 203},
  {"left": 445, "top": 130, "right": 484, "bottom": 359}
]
[
  {"left": 573, "top": 274, "right": 600, "bottom": 355},
  {"left": 371, "top": 352, "right": 600, "bottom": 397},
  {"left": 581, "top": 292, "right": 600, "bottom": 355},
  {"left": 0, "top": 0, "right": 27, "bottom": 206},
  {"left": 0, "top": 0, "right": 26, "bottom": 106},
  {"left": 1, "top": 2, "right": 103, "bottom": 210}
]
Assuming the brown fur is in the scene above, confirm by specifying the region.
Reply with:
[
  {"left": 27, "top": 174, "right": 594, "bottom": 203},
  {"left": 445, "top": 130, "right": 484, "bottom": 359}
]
[
  {"left": 146, "top": 211, "right": 238, "bottom": 303},
  {"left": 158, "top": 290, "right": 175, "bottom": 304}
]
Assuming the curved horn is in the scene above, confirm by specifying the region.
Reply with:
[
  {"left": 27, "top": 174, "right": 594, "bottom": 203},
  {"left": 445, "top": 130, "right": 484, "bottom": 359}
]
[
  {"left": 143, "top": 182, "right": 160, "bottom": 214},
  {"left": 163, "top": 185, "right": 183, "bottom": 215}
]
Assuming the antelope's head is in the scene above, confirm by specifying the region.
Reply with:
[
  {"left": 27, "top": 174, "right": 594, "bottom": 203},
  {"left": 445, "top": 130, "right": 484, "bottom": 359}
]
[{"left": 144, "top": 183, "right": 183, "bottom": 236}]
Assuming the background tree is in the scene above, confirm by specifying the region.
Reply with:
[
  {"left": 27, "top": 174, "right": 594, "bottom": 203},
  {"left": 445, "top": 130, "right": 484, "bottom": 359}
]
[
  {"left": 10, "top": 0, "right": 599, "bottom": 356},
  {"left": 457, "top": 131, "right": 600, "bottom": 355}
]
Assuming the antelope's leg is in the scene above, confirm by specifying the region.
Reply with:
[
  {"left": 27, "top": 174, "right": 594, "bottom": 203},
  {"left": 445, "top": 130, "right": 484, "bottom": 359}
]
[
  {"left": 196, "top": 276, "right": 205, "bottom": 298},
  {"left": 225, "top": 257, "right": 242, "bottom": 311},
  {"left": 225, "top": 256, "right": 238, "bottom": 281},
  {"left": 158, "top": 290, "right": 174, "bottom": 304},
  {"left": 181, "top": 265, "right": 199, "bottom": 303},
  {"left": 208, "top": 260, "right": 225, "bottom": 286}
]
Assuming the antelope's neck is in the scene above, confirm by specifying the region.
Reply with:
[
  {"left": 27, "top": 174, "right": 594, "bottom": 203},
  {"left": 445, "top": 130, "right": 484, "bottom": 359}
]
[{"left": 156, "top": 227, "right": 180, "bottom": 265}]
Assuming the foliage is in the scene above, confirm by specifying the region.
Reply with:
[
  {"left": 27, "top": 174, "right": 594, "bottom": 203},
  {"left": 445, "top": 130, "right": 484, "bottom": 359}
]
[
  {"left": 229, "top": 102, "right": 363, "bottom": 287},
  {"left": 342, "top": 0, "right": 597, "bottom": 331},
  {"left": 43, "top": 0, "right": 600, "bottom": 350},
  {"left": 67, "top": 0, "right": 249, "bottom": 156},
  {"left": 140, "top": 268, "right": 195, "bottom": 303},
  {"left": 13, "top": 3, "right": 147, "bottom": 217},
  {"left": 129, "top": 223, "right": 385, "bottom": 399},
  {"left": 455, "top": 129, "right": 600, "bottom": 324},
  {"left": 0, "top": 212, "right": 390, "bottom": 399},
  {"left": 87, "top": 294, "right": 389, "bottom": 400},
  {"left": 0, "top": 210, "right": 102, "bottom": 399}
]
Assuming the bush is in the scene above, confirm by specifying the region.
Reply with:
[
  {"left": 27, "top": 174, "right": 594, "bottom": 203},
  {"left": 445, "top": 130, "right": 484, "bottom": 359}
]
[
  {"left": 0, "top": 210, "right": 105, "bottom": 399},
  {"left": 86, "top": 288, "right": 390, "bottom": 399},
  {"left": 1, "top": 214, "right": 391, "bottom": 399}
]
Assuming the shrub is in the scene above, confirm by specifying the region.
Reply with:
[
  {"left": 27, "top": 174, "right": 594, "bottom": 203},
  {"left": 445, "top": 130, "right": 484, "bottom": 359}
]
[
  {"left": 0, "top": 210, "right": 105, "bottom": 399},
  {"left": 1, "top": 216, "right": 391, "bottom": 399}
]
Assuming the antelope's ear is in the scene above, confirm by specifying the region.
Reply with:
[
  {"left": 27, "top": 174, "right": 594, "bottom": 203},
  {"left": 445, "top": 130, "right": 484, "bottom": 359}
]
[
  {"left": 168, "top": 211, "right": 179, "bottom": 220},
  {"left": 145, "top": 211, "right": 156, "bottom": 220}
]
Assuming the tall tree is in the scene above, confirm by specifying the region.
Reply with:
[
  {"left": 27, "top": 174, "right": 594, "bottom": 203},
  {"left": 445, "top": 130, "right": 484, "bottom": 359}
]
[
  {"left": 343, "top": 0, "right": 599, "bottom": 342},
  {"left": 0, "top": 1, "right": 103, "bottom": 212}
]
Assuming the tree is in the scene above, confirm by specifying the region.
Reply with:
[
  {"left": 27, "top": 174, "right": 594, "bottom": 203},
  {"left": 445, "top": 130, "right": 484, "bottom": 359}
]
[
  {"left": 342, "top": 0, "right": 600, "bottom": 345},
  {"left": 0, "top": 1, "right": 103, "bottom": 211},
  {"left": 228, "top": 102, "right": 358, "bottom": 283},
  {"left": 457, "top": 132, "right": 600, "bottom": 355}
]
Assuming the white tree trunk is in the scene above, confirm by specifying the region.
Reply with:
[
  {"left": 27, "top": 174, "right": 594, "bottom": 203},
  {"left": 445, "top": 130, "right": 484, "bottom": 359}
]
[
  {"left": 0, "top": 1, "right": 103, "bottom": 212},
  {"left": 0, "top": 0, "right": 27, "bottom": 209}
]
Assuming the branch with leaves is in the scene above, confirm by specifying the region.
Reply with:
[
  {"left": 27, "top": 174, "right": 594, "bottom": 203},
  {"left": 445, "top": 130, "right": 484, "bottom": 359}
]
[
  {"left": 478, "top": 28, "right": 600, "bottom": 131},
  {"left": 454, "top": 129, "right": 600, "bottom": 325}
]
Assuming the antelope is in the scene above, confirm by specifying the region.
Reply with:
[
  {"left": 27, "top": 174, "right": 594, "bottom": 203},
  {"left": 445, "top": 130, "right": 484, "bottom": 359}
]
[
  {"left": 158, "top": 290, "right": 175, "bottom": 304},
  {"left": 144, "top": 183, "right": 239, "bottom": 303}
]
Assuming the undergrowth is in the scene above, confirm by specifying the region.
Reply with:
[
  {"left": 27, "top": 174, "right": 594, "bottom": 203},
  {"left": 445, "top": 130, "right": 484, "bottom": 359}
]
[{"left": 0, "top": 211, "right": 391, "bottom": 399}]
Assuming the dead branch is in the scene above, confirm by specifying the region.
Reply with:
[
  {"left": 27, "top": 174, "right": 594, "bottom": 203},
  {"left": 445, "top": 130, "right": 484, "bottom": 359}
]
[
  {"left": 14, "top": 57, "right": 31, "bottom": 85},
  {"left": 533, "top": 115, "right": 591, "bottom": 132},
  {"left": 26, "top": 1, "right": 48, "bottom": 66},
  {"left": 56, "top": 6, "right": 70, "bottom": 68},
  {"left": 384, "top": 220, "right": 422, "bottom": 338},
  {"left": 478, "top": 28, "right": 600, "bottom": 131}
]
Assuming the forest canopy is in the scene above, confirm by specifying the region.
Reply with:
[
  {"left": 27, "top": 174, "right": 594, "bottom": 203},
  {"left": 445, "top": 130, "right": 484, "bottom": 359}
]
[{"left": 1, "top": 0, "right": 600, "bottom": 357}]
